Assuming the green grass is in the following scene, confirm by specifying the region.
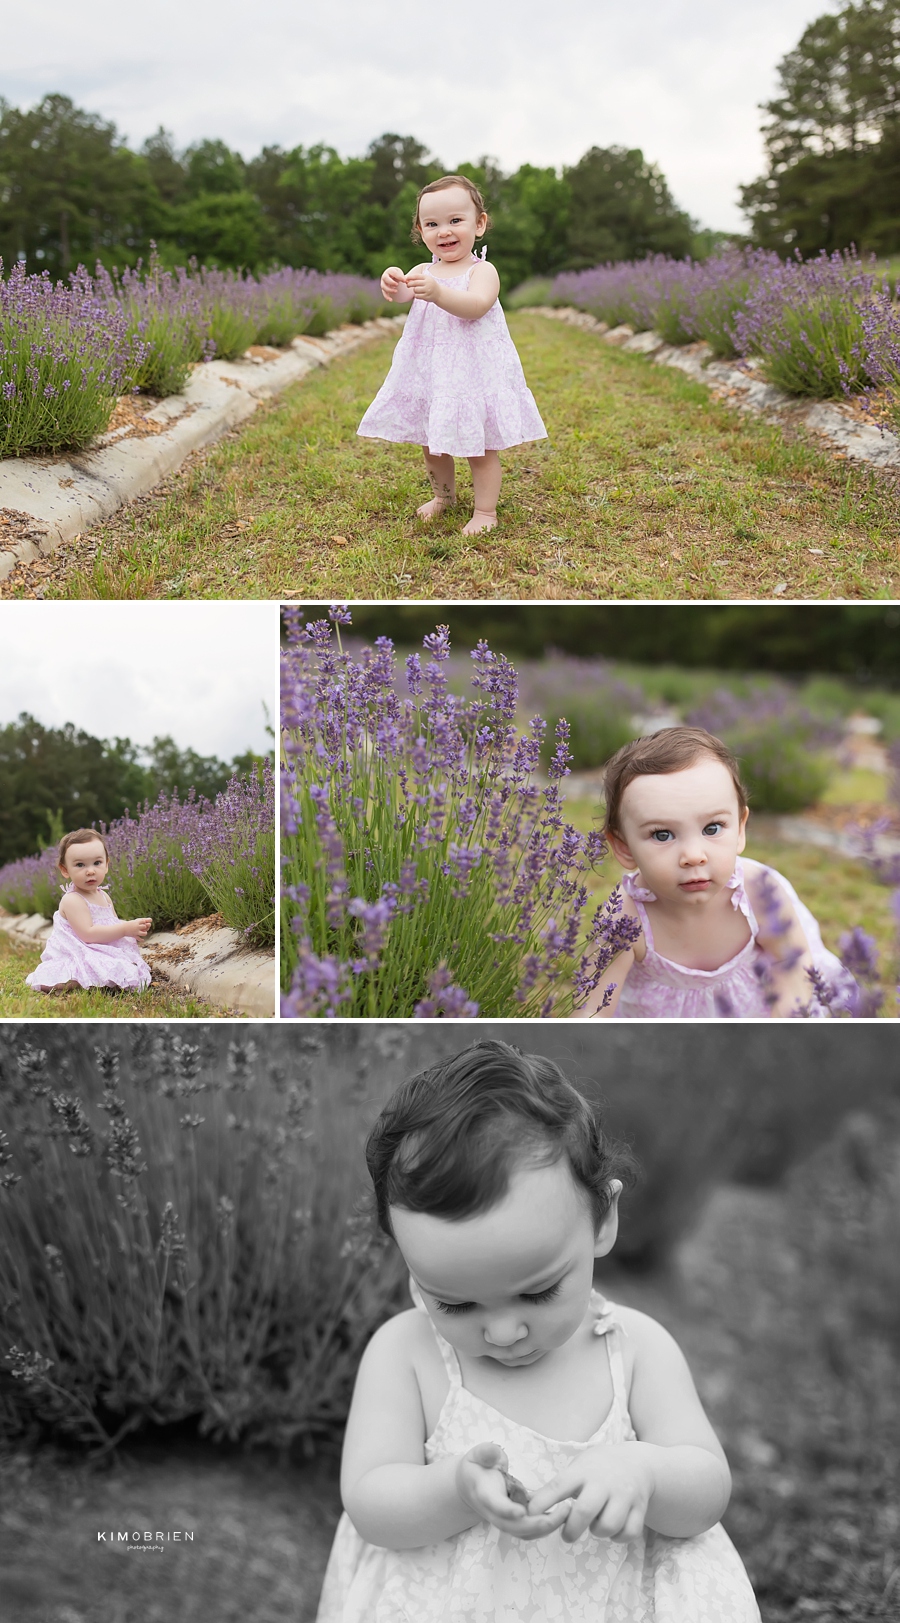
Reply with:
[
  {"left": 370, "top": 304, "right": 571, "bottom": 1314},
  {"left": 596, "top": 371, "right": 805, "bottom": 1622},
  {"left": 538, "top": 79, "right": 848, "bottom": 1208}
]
[
  {"left": 6, "top": 317, "right": 898, "bottom": 602},
  {"left": 563, "top": 798, "right": 900, "bottom": 1016},
  {"left": 0, "top": 931, "right": 233, "bottom": 1018}
]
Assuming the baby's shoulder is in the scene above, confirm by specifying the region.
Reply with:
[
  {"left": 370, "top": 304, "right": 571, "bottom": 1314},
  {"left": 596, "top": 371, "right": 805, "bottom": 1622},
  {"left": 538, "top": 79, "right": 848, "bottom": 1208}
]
[
  {"left": 365, "top": 1306, "right": 435, "bottom": 1361},
  {"left": 606, "top": 1303, "right": 686, "bottom": 1385}
]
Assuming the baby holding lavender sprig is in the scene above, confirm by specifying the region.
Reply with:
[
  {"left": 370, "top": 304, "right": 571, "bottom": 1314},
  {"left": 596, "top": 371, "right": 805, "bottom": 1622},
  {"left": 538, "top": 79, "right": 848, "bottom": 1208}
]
[
  {"left": 586, "top": 727, "right": 857, "bottom": 1018},
  {"left": 358, "top": 176, "right": 546, "bottom": 534}
]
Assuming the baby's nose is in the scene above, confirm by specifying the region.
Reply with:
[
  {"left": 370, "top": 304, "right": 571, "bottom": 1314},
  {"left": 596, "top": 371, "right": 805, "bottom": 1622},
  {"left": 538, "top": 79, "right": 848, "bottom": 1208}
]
[{"left": 483, "top": 1316, "right": 528, "bottom": 1347}]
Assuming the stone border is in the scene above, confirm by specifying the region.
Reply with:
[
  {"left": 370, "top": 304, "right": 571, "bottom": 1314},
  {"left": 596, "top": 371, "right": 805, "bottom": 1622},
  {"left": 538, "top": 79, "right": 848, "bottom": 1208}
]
[
  {"left": 0, "top": 909, "right": 274, "bottom": 1016},
  {"left": 0, "top": 318, "right": 400, "bottom": 581},
  {"left": 529, "top": 307, "right": 900, "bottom": 471}
]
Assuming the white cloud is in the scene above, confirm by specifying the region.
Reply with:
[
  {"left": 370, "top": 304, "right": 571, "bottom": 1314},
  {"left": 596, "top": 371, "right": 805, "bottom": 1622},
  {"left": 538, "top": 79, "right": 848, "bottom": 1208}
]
[
  {"left": 0, "top": 602, "right": 277, "bottom": 761},
  {"left": 5, "top": 0, "right": 835, "bottom": 231}
]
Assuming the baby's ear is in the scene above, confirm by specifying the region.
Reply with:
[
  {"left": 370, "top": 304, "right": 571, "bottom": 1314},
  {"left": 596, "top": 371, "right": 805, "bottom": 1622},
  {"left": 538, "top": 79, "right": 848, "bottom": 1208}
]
[
  {"left": 607, "top": 829, "right": 635, "bottom": 869},
  {"left": 593, "top": 1181, "right": 622, "bottom": 1258}
]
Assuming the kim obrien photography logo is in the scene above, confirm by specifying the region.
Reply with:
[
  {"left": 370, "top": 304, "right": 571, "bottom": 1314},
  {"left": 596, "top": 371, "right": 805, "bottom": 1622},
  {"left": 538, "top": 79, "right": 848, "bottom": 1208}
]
[{"left": 97, "top": 1529, "right": 195, "bottom": 1553}]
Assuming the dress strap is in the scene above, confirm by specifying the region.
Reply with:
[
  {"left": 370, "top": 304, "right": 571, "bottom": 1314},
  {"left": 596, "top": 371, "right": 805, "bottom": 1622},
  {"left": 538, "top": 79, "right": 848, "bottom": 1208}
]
[
  {"left": 591, "top": 1294, "right": 629, "bottom": 1412},
  {"left": 409, "top": 1276, "right": 462, "bottom": 1388},
  {"left": 725, "top": 856, "right": 759, "bottom": 936},
  {"left": 620, "top": 871, "right": 655, "bottom": 953}
]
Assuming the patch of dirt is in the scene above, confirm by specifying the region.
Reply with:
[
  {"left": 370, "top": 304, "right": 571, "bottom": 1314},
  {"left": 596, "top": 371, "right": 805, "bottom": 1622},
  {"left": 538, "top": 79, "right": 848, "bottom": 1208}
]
[
  {"left": 98, "top": 393, "right": 176, "bottom": 442},
  {"left": 0, "top": 507, "right": 51, "bottom": 546},
  {"left": 174, "top": 913, "right": 226, "bottom": 936}
]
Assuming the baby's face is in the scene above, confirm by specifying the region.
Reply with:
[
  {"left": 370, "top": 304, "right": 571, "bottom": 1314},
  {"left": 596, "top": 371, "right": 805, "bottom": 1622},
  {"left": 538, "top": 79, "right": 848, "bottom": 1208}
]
[
  {"left": 391, "top": 1158, "right": 618, "bottom": 1368},
  {"left": 610, "top": 756, "right": 748, "bottom": 907},
  {"left": 60, "top": 839, "right": 109, "bottom": 890},
  {"left": 417, "top": 186, "right": 486, "bottom": 263}
]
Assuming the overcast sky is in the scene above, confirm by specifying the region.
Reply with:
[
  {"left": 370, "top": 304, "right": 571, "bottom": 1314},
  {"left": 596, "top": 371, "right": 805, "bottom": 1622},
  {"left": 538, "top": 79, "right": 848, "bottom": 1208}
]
[
  {"left": 7, "top": 1, "right": 834, "bottom": 233},
  {"left": 0, "top": 603, "right": 277, "bottom": 760}
]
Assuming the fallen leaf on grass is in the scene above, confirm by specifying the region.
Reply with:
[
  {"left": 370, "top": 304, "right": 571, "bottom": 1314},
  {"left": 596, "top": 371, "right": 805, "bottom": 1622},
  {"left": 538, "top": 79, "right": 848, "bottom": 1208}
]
[{"left": 808, "top": 548, "right": 824, "bottom": 555}]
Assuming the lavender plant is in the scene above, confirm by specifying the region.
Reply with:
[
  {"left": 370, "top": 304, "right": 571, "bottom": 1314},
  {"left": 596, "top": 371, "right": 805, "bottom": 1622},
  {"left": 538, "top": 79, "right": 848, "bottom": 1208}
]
[
  {"left": 733, "top": 249, "right": 881, "bottom": 399},
  {"left": 185, "top": 765, "right": 275, "bottom": 947},
  {"left": 0, "top": 1027, "right": 408, "bottom": 1452},
  {"left": 0, "top": 263, "right": 146, "bottom": 455},
  {"left": 860, "top": 291, "right": 900, "bottom": 430},
  {"left": 92, "top": 255, "right": 212, "bottom": 396},
  {"left": 681, "top": 248, "right": 783, "bottom": 359},
  {"left": 0, "top": 850, "right": 62, "bottom": 919},
  {"left": 102, "top": 791, "right": 214, "bottom": 928},
  {"left": 280, "top": 610, "right": 640, "bottom": 1018}
]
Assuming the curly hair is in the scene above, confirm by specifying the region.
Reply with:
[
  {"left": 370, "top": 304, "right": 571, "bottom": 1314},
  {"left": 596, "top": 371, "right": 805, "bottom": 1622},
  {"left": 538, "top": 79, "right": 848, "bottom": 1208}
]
[{"left": 366, "top": 1039, "right": 636, "bottom": 1237}]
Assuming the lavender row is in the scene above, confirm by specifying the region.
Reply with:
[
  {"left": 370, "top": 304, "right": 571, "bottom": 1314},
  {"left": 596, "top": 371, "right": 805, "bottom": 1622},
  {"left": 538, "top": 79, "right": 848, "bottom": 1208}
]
[
  {"left": 0, "top": 256, "right": 390, "bottom": 456},
  {"left": 513, "top": 248, "right": 900, "bottom": 416},
  {"left": 0, "top": 765, "right": 274, "bottom": 949}
]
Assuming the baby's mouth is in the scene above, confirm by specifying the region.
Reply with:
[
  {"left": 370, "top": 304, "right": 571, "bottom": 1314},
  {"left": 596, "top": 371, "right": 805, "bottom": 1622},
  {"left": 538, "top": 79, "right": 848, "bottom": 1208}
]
[{"left": 679, "top": 877, "right": 711, "bottom": 891}]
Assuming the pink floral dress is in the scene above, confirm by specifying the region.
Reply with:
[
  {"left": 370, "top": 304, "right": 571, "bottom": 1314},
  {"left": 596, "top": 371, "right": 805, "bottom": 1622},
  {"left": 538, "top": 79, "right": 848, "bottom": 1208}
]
[
  {"left": 25, "top": 885, "right": 150, "bottom": 992},
  {"left": 357, "top": 260, "right": 547, "bottom": 458},
  {"left": 614, "top": 858, "right": 856, "bottom": 1019},
  {"left": 315, "top": 1294, "right": 760, "bottom": 1623}
]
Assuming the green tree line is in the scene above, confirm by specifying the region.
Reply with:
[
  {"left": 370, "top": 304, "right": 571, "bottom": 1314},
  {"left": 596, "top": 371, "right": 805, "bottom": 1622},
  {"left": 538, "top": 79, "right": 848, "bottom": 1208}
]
[
  {"left": 311, "top": 605, "right": 900, "bottom": 686},
  {"left": 740, "top": 0, "right": 900, "bottom": 254},
  {"left": 0, "top": 712, "right": 271, "bottom": 865},
  {"left": 0, "top": 101, "right": 699, "bottom": 288}
]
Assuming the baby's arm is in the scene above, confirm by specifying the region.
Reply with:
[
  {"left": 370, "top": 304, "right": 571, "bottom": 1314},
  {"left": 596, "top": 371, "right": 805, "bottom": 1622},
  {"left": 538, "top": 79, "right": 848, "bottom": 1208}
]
[
  {"left": 404, "top": 262, "right": 500, "bottom": 320},
  {"left": 528, "top": 1308, "right": 731, "bottom": 1542},
  {"left": 60, "top": 893, "right": 151, "bottom": 945},
  {"left": 745, "top": 863, "right": 816, "bottom": 1016},
  {"left": 341, "top": 1312, "right": 565, "bottom": 1548}
]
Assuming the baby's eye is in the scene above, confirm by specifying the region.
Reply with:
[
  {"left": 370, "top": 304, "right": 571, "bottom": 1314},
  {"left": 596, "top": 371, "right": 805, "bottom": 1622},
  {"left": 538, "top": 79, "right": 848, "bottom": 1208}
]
[
  {"left": 649, "top": 829, "right": 674, "bottom": 843},
  {"left": 521, "top": 1282, "right": 562, "bottom": 1304},
  {"left": 703, "top": 821, "right": 725, "bottom": 836},
  {"left": 436, "top": 1300, "right": 473, "bottom": 1315}
]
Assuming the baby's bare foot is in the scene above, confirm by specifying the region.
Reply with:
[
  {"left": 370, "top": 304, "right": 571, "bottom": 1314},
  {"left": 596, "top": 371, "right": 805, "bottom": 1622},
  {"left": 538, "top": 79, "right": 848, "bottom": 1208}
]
[
  {"left": 417, "top": 496, "right": 455, "bottom": 521},
  {"left": 461, "top": 509, "right": 498, "bottom": 535}
]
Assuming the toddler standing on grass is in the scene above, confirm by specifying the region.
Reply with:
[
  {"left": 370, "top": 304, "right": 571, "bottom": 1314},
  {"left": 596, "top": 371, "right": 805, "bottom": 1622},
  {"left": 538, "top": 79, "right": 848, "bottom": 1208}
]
[
  {"left": 316, "top": 1040, "right": 760, "bottom": 1623},
  {"left": 358, "top": 175, "right": 547, "bottom": 535},
  {"left": 25, "top": 829, "right": 151, "bottom": 994},
  {"left": 586, "top": 727, "right": 857, "bottom": 1018}
]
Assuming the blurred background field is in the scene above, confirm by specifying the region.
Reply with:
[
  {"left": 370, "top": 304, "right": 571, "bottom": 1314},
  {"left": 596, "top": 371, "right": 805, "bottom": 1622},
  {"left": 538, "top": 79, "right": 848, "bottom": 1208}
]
[{"left": 1, "top": 1023, "right": 898, "bottom": 1621}]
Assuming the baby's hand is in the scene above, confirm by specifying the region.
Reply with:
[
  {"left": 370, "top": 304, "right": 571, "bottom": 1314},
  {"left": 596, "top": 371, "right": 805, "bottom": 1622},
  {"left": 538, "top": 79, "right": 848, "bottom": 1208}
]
[
  {"left": 456, "top": 1443, "right": 567, "bottom": 1542},
  {"left": 403, "top": 268, "right": 440, "bottom": 304},
  {"left": 129, "top": 917, "right": 153, "bottom": 939},
  {"left": 526, "top": 1443, "right": 654, "bottom": 1544},
  {"left": 380, "top": 266, "right": 407, "bottom": 301}
]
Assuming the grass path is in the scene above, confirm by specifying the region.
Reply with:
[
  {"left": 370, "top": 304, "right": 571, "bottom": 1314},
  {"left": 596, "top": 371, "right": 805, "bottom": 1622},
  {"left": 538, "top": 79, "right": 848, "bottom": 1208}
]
[
  {"left": 4, "top": 317, "right": 897, "bottom": 601},
  {"left": 0, "top": 931, "right": 238, "bottom": 1018}
]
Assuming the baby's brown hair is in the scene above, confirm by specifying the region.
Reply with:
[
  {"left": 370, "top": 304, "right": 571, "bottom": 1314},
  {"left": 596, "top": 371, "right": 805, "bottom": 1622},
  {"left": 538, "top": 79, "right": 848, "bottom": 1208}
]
[
  {"left": 57, "top": 828, "right": 109, "bottom": 871},
  {"left": 602, "top": 727, "right": 748, "bottom": 838},
  {"left": 411, "top": 175, "right": 492, "bottom": 244}
]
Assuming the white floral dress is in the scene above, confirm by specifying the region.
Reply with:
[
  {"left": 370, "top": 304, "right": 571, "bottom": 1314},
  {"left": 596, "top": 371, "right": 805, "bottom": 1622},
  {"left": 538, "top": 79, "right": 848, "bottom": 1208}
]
[{"left": 315, "top": 1294, "right": 760, "bottom": 1622}]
